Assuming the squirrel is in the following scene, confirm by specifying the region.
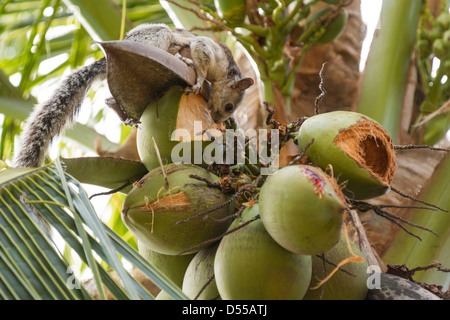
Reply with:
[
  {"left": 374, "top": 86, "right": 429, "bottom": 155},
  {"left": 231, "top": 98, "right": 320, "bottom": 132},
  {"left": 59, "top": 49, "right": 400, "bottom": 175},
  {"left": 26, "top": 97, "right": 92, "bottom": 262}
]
[{"left": 14, "top": 23, "right": 254, "bottom": 168}]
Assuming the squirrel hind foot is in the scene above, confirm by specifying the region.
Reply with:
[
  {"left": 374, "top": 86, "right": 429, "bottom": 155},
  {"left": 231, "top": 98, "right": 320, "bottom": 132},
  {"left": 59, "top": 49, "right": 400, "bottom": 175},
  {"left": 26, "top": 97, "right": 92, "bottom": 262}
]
[
  {"left": 184, "top": 83, "right": 202, "bottom": 95},
  {"left": 175, "top": 52, "right": 194, "bottom": 68}
]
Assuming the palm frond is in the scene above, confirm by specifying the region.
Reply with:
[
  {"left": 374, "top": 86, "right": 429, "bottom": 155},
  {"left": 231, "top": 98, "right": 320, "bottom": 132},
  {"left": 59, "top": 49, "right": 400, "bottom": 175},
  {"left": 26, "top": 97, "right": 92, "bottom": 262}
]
[{"left": 0, "top": 159, "right": 187, "bottom": 300}]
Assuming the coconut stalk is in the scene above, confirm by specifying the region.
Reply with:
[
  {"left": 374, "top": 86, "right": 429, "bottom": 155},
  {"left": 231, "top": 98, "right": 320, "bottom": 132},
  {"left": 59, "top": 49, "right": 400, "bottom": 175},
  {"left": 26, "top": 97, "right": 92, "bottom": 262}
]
[
  {"left": 357, "top": 0, "right": 423, "bottom": 143},
  {"left": 382, "top": 153, "right": 450, "bottom": 289}
]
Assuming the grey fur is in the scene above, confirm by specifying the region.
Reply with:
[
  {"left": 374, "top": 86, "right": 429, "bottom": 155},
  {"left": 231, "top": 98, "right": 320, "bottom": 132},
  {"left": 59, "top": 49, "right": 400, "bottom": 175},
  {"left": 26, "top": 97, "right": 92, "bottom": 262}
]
[
  {"left": 14, "top": 23, "right": 252, "bottom": 168},
  {"left": 15, "top": 58, "right": 107, "bottom": 168}
]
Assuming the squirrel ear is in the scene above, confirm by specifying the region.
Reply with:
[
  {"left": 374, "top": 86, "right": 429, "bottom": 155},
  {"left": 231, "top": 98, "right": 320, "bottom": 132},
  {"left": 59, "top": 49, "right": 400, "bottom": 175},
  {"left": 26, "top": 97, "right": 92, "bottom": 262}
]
[{"left": 235, "top": 78, "right": 254, "bottom": 91}]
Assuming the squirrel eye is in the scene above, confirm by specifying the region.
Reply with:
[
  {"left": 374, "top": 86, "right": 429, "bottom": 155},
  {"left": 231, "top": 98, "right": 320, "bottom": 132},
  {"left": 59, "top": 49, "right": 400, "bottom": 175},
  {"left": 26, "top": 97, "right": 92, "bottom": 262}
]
[{"left": 225, "top": 103, "right": 234, "bottom": 112}]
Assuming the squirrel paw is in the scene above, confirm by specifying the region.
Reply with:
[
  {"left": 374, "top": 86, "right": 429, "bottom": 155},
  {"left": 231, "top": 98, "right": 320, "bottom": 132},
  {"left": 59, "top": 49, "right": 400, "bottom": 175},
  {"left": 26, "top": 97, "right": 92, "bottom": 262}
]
[
  {"left": 176, "top": 53, "right": 194, "bottom": 68},
  {"left": 185, "top": 82, "right": 202, "bottom": 95}
]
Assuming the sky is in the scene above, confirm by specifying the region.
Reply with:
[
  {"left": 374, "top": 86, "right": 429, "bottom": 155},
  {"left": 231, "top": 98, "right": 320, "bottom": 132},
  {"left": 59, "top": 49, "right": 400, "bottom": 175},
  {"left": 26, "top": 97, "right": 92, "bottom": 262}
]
[{"left": 360, "top": 0, "right": 383, "bottom": 70}]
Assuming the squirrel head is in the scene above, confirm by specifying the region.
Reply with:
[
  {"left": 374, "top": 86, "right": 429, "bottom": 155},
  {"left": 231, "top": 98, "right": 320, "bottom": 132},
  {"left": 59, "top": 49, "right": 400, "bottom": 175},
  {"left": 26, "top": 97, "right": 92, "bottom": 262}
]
[{"left": 208, "top": 77, "right": 254, "bottom": 123}]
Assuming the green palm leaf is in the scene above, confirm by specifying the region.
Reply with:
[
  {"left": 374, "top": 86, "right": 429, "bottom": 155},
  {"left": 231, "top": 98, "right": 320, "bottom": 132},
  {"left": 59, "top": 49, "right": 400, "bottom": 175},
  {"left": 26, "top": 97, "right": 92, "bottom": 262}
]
[{"left": 0, "top": 159, "right": 187, "bottom": 300}]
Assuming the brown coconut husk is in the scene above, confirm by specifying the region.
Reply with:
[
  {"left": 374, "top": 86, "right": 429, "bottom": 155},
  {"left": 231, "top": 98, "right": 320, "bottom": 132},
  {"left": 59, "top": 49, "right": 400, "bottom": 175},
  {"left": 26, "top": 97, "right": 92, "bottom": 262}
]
[
  {"left": 334, "top": 118, "right": 396, "bottom": 188},
  {"left": 176, "top": 93, "right": 225, "bottom": 141}
]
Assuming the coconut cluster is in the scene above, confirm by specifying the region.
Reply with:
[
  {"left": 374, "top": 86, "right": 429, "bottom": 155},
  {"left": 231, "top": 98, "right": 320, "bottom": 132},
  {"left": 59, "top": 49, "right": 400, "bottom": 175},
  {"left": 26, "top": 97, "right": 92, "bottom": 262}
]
[{"left": 121, "top": 82, "right": 397, "bottom": 300}]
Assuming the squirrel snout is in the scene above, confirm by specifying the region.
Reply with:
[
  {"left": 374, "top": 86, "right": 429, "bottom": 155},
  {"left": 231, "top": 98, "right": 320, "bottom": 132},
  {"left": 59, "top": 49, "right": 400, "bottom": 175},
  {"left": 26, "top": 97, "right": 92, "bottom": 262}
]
[
  {"left": 212, "top": 114, "right": 221, "bottom": 124},
  {"left": 210, "top": 110, "right": 223, "bottom": 124}
]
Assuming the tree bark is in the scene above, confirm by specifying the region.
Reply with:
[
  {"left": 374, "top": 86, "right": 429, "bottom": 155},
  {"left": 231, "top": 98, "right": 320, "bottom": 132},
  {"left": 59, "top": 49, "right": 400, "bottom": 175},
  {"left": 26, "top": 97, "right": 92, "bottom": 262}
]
[{"left": 290, "top": 0, "right": 364, "bottom": 118}]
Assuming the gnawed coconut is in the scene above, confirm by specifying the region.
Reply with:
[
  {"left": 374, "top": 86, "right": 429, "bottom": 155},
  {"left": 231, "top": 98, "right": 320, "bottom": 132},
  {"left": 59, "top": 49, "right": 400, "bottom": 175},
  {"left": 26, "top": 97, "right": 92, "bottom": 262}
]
[
  {"left": 122, "top": 163, "right": 232, "bottom": 255},
  {"left": 296, "top": 111, "right": 396, "bottom": 200},
  {"left": 137, "top": 85, "right": 225, "bottom": 172}
]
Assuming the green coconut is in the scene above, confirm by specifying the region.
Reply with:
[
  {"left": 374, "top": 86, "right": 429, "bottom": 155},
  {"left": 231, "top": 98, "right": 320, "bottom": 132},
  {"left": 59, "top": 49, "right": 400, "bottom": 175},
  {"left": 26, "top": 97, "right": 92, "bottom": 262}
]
[
  {"left": 137, "top": 85, "right": 225, "bottom": 172},
  {"left": 154, "top": 290, "right": 173, "bottom": 300},
  {"left": 303, "top": 231, "right": 369, "bottom": 300},
  {"left": 214, "top": 0, "right": 246, "bottom": 24},
  {"left": 317, "top": 8, "right": 348, "bottom": 44},
  {"left": 138, "top": 241, "right": 195, "bottom": 288},
  {"left": 214, "top": 204, "right": 312, "bottom": 300},
  {"left": 296, "top": 111, "right": 396, "bottom": 200},
  {"left": 122, "top": 163, "right": 232, "bottom": 255},
  {"left": 182, "top": 244, "right": 220, "bottom": 300},
  {"left": 259, "top": 165, "right": 345, "bottom": 255},
  {"left": 307, "top": 7, "right": 348, "bottom": 45}
]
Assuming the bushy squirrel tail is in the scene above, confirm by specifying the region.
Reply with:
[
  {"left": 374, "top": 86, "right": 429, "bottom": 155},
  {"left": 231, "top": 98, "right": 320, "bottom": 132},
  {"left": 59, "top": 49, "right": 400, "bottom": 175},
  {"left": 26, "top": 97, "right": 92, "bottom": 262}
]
[{"left": 15, "top": 57, "right": 107, "bottom": 168}]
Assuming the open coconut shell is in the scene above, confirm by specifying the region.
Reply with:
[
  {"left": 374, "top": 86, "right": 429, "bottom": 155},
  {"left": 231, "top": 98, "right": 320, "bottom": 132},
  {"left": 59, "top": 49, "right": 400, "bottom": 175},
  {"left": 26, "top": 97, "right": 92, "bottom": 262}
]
[
  {"left": 297, "top": 111, "right": 396, "bottom": 200},
  {"left": 137, "top": 85, "right": 225, "bottom": 171},
  {"left": 98, "top": 40, "right": 211, "bottom": 124}
]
